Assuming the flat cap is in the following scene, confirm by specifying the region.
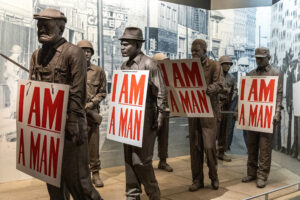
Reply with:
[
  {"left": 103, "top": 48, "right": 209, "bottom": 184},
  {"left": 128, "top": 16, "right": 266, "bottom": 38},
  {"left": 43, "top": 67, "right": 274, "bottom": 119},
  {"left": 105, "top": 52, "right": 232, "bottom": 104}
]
[
  {"left": 119, "top": 27, "right": 145, "bottom": 42},
  {"left": 255, "top": 47, "right": 270, "bottom": 58},
  {"left": 34, "top": 8, "right": 67, "bottom": 23}
]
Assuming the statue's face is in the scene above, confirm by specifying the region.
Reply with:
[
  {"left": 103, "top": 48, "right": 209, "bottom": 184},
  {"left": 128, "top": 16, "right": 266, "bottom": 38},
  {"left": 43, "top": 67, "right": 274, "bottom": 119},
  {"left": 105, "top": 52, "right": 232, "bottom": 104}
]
[
  {"left": 256, "top": 57, "right": 269, "bottom": 68},
  {"left": 120, "top": 40, "right": 138, "bottom": 58},
  {"left": 82, "top": 48, "right": 93, "bottom": 62},
  {"left": 37, "top": 19, "right": 61, "bottom": 44},
  {"left": 191, "top": 44, "right": 205, "bottom": 61},
  {"left": 222, "top": 63, "right": 232, "bottom": 73}
]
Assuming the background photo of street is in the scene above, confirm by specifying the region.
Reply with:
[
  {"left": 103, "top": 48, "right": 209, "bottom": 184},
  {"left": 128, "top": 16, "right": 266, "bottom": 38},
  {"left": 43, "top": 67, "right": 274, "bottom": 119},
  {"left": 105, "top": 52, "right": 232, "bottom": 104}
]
[
  {"left": 270, "top": 0, "right": 300, "bottom": 159},
  {"left": 0, "top": 0, "right": 273, "bottom": 183}
]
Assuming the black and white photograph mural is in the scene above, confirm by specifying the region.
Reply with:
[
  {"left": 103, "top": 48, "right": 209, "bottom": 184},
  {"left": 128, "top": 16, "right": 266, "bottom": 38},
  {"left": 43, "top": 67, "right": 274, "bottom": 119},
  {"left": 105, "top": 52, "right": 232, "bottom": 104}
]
[{"left": 270, "top": 0, "right": 300, "bottom": 160}]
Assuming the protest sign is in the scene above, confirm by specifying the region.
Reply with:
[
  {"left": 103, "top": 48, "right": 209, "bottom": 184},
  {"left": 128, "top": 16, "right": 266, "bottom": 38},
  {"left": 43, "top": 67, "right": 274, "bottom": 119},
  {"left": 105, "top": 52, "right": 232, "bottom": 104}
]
[
  {"left": 237, "top": 76, "right": 278, "bottom": 133},
  {"left": 107, "top": 70, "right": 149, "bottom": 147},
  {"left": 158, "top": 59, "right": 213, "bottom": 118},
  {"left": 16, "top": 79, "right": 69, "bottom": 187}
]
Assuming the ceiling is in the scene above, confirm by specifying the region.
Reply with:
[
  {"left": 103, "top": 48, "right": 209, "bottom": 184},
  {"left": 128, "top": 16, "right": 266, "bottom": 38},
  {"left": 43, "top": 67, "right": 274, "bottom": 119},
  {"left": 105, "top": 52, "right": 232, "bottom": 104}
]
[{"left": 161, "top": 0, "right": 279, "bottom": 10}]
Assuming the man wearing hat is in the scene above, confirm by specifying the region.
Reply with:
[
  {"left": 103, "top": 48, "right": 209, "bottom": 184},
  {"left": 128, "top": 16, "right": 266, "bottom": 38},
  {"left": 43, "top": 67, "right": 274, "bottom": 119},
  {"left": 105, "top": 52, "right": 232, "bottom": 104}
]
[
  {"left": 241, "top": 47, "right": 283, "bottom": 188},
  {"left": 120, "top": 27, "right": 168, "bottom": 200},
  {"left": 152, "top": 53, "right": 173, "bottom": 172},
  {"left": 188, "top": 39, "right": 224, "bottom": 192},
  {"left": 77, "top": 40, "right": 107, "bottom": 188},
  {"left": 29, "top": 8, "right": 102, "bottom": 200},
  {"left": 217, "top": 55, "right": 237, "bottom": 162}
]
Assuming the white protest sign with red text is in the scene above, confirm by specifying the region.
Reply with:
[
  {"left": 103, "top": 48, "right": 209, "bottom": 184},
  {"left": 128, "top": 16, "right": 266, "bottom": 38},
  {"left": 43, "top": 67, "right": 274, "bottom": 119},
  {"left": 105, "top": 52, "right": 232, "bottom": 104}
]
[
  {"left": 16, "top": 79, "right": 69, "bottom": 187},
  {"left": 237, "top": 76, "right": 278, "bottom": 133},
  {"left": 106, "top": 70, "right": 149, "bottom": 147},
  {"left": 158, "top": 59, "right": 213, "bottom": 118}
]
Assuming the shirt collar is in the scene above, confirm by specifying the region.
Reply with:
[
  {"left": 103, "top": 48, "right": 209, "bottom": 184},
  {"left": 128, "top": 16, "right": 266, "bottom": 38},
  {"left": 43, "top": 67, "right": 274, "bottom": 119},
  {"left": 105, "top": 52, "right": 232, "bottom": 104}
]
[
  {"left": 53, "top": 38, "right": 67, "bottom": 52},
  {"left": 126, "top": 52, "right": 144, "bottom": 66},
  {"left": 38, "top": 38, "right": 66, "bottom": 66},
  {"left": 42, "top": 38, "right": 66, "bottom": 52},
  {"left": 87, "top": 62, "right": 94, "bottom": 70}
]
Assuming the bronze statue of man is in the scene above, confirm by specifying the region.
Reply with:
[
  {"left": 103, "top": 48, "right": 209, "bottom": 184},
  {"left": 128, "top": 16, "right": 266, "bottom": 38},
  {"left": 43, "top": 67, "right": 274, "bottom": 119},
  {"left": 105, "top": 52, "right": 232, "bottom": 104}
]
[
  {"left": 217, "top": 55, "right": 237, "bottom": 162},
  {"left": 152, "top": 53, "right": 173, "bottom": 172},
  {"left": 241, "top": 47, "right": 283, "bottom": 188},
  {"left": 29, "top": 8, "right": 102, "bottom": 200},
  {"left": 120, "top": 27, "right": 168, "bottom": 200},
  {"left": 188, "top": 39, "right": 224, "bottom": 192},
  {"left": 77, "top": 40, "right": 107, "bottom": 188}
]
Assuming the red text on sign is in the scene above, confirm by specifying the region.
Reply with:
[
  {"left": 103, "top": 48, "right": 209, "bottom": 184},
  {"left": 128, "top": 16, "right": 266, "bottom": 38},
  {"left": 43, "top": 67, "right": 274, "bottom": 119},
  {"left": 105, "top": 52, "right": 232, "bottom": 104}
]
[
  {"left": 18, "top": 85, "right": 25, "bottom": 122},
  {"left": 172, "top": 62, "right": 203, "bottom": 88},
  {"left": 169, "top": 90, "right": 179, "bottom": 112},
  {"left": 247, "top": 79, "right": 275, "bottom": 102},
  {"left": 118, "top": 107, "right": 142, "bottom": 141},
  {"left": 27, "top": 87, "right": 65, "bottom": 132},
  {"left": 109, "top": 106, "right": 116, "bottom": 135},
  {"left": 159, "top": 63, "right": 170, "bottom": 86},
  {"left": 29, "top": 131, "right": 60, "bottom": 178},
  {"left": 248, "top": 104, "right": 273, "bottom": 129},
  {"left": 18, "top": 129, "right": 25, "bottom": 166},
  {"left": 178, "top": 90, "right": 209, "bottom": 113},
  {"left": 119, "top": 74, "right": 146, "bottom": 106},
  {"left": 111, "top": 74, "right": 118, "bottom": 102}
]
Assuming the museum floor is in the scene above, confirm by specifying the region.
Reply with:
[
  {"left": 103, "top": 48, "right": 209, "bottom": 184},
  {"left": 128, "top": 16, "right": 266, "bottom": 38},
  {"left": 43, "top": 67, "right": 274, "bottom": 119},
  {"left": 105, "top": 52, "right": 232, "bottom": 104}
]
[
  {"left": 1, "top": 115, "right": 300, "bottom": 199},
  {"left": 1, "top": 153, "right": 300, "bottom": 200}
]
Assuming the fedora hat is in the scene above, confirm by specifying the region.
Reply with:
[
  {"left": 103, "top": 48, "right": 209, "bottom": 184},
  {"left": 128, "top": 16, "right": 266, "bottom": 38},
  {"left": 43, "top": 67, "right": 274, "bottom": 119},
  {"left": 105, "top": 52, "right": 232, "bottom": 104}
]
[{"left": 119, "top": 27, "right": 145, "bottom": 42}]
